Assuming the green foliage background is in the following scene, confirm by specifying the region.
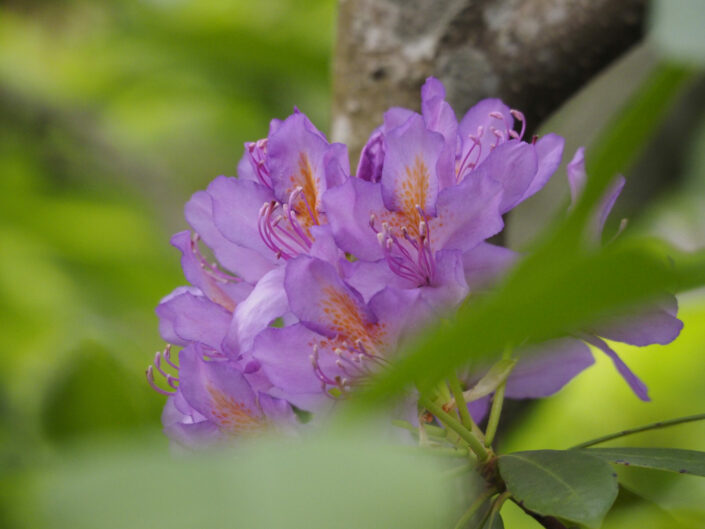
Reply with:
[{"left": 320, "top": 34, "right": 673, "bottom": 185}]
[{"left": 0, "top": 1, "right": 704, "bottom": 528}]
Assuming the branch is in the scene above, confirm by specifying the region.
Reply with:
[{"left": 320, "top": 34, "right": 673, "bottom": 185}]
[{"left": 332, "top": 0, "right": 646, "bottom": 163}]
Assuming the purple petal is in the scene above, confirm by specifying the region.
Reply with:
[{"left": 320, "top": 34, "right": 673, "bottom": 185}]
[
  {"left": 367, "top": 286, "right": 423, "bottom": 348},
  {"left": 462, "top": 243, "right": 517, "bottom": 290},
  {"left": 258, "top": 392, "right": 298, "bottom": 427},
  {"left": 156, "top": 286, "right": 199, "bottom": 346},
  {"left": 178, "top": 344, "right": 268, "bottom": 429},
  {"left": 322, "top": 142, "right": 350, "bottom": 190},
  {"left": 156, "top": 288, "right": 232, "bottom": 350},
  {"left": 582, "top": 334, "right": 650, "bottom": 401},
  {"left": 458, "top": 98, "right": 513, "bottom": 169},
  {"left": 591, "top": 295, "right": 683, "bottom": 346},
  {"left": 505, "top": 338, "right": 595, "bottom": 399},
  {"left": 185, "top": 190, "right": 275, "bottom": 283},
  {"left": 340, "top": 259, "right": 401, "bottom": 302},
  {"left": 566, "top": 147, "right": 627, "bottom": 240},
  {"left": 356, "top": 128, "right": 385, "bottom": 183},
  {"left": 518, "top": 133, "right": 564, "bottom": 203},
  {"left": 323, "top": 177, "right": 385, "bottom": 261},
  {"left": 208, "top": 176, "right": 278, "bottom": 263},
  {"left": 381, "top": 113, "right": 444, "bottom": 215},
  {"left": 284, "top": 256, "right": 374, "bottom": 338},
  {"left": 595, "top": 176, "right": 625, "bottom": 239},
  {"left": 567, "top": 147, "right": 586, "bottom": 207},
  {"left": 267, "top": 112, "right": 348, "bottom": 218},
  {"left": 170, "top": 231, "right": 252, "bottom": 312},
  {"left": 162, "top": 395, "right": 221, "bottom": 448},
  {"left": 431, "top": 171, "right": 504, "bottom": 252},
  {"left": 421, "top": 78, "right": 457, "bottom": 137},
  {"left": 308, "top": 225, "right": 342, "bottom": 264},
  {"left": 222, "top": 267, "right": 290, "bottom": 357},
  {"left": 383, "top": 107, "right": 417, "bottom": 132},
  {"left": 420, "top": 77, "right": 458, "bottom": 189},
  {"left": 417, "top": 249, "right": 469, "bottom": 312},
  {"left": 237, "top": 151, "right": 258, "bottom": 182},
  {"left": 474, "top": 140, "right": 539, "bottom": 214},
  {"left": 252, "top": 324, "right": 340, "bottom": 412}
]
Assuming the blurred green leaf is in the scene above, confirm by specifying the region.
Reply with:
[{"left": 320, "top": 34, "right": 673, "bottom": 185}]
[
  {"left": 650, "top": 0, "right": 705, "bottom": 66},
  {"left": 583, "top": 447, "right": 705, "bottom": 477},
  {"left": 40, "top": 343, "right": 161, "bottom": 443},
  {"left": 32, "top": 434, "right": 456, "bottom": 529},
  {"left": 498, "top": 450, "right": 618, "bottom": 529},
  {"left": 360, "top": 241, "right": 705, "bottom": 401}
]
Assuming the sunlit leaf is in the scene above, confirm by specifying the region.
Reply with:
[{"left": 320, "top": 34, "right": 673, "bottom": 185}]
[
  {"left": 583, "top": 447, "right": 705, "bottom": 477},
  {"left": 498, "top": 450, "right": 618, "bottom": 529}
]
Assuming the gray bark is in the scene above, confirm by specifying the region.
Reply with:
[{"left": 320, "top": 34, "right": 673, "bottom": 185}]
[{"left": 332, "top": 0, "right": 646, "bottom": 166}]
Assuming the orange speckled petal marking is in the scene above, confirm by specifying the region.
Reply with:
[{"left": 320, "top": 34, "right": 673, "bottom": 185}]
[
  {"left": 319, "top": 285, "right": 386, "bottom": 351},
  {"left": 397, "top": 154, "right": 431, "bottom": 221},
  {"left": 381, "top": 113, "right": 443, "bottom": 216},
  {"left": 206, "top": 384, "right": 264, "bottom": 434},
  {"left": 288, "top": 151, "right": 322, "bottom": 226},
  {"left": 285, "top": 256, "right": 387, "bottom": 351}
]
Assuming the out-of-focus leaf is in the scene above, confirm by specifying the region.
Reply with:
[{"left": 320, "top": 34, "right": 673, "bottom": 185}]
[
  {"left": 650, "top": 0, "right": 705, "bottom": 66},
  {"left": 583, "top": 447, "right": 705, "bottom": 477},
  {"left": 32, "top": 434, "right": 456, "bottom": 529},
  {"left": 580, "top": 63, "right": 693, "bottom": 215},
  {"left": 40, "top": 343, "right": 161, "bottom": 443},
  {"left": 360, "top": 242, "right": 705, "bottom": 401},
  {"left": 498, "top": 450, "right": 618, "bottom": 529}
]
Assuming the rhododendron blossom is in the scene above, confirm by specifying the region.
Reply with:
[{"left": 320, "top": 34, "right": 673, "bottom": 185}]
[{"left": 148, "top": 77, "right": 682, "bottom": 447}]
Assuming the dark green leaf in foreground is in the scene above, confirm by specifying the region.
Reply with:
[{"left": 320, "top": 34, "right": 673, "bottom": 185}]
[
  {"left": 582, "top": 447, "right": 705, "bottom": 477},
  {"left": 498, "top": 450, "right": 618, "bottom": 529}
]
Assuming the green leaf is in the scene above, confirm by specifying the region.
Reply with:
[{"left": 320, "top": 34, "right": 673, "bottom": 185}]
[
  {"left": 30, "top": 433, "right": 456, "bottom": 529},
  {"left": 498, "top": 450, "right": 618, "bottom": 529},
  {"left": 582, "top": 447, "right": 705, "bottom": 477},
  {"left": 651, "top": 0, "right": 705, "bottom": 65},
  {"left": 359, "top": 242, "right": 705, "bottom": 402}
]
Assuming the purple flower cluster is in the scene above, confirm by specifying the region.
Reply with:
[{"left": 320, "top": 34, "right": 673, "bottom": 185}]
[{"left": 148, "top": 78, "right": 683, "bottom": 447}]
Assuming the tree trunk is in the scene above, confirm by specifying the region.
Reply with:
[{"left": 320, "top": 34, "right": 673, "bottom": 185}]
[{"left": 332, "top": 0, "right": 647, "bottom": 166}]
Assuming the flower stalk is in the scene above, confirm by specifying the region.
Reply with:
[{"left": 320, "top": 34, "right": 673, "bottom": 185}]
[{"left": 419, "top": 395, "right": 490, "bottom": 462}]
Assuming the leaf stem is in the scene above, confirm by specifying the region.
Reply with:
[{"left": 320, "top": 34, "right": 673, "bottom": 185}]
[
  {"left": 452, "top": 489, "right": 495, "bottom": 529},
  {"left": 448, "top": 375, "right": 479, "bottom": 433},
  {"left": 571, "top": 412, "right": 705, "bottom": 449},
  {"left": 419, "top": 395, "right": 490, "bottom": 462},
  {"left": 392, "top": 419, "right": 447, "bottom": 440},
  {"left": 484, "top": 349, "right": 513, "bottom": 448},
  {"left": 486, "top": 491, "right": 511, "bottom": 526}
]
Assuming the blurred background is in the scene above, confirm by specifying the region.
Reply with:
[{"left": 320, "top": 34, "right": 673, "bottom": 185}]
[{"left": 0, "top": 1, "right": 704, "bottom": 528}]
